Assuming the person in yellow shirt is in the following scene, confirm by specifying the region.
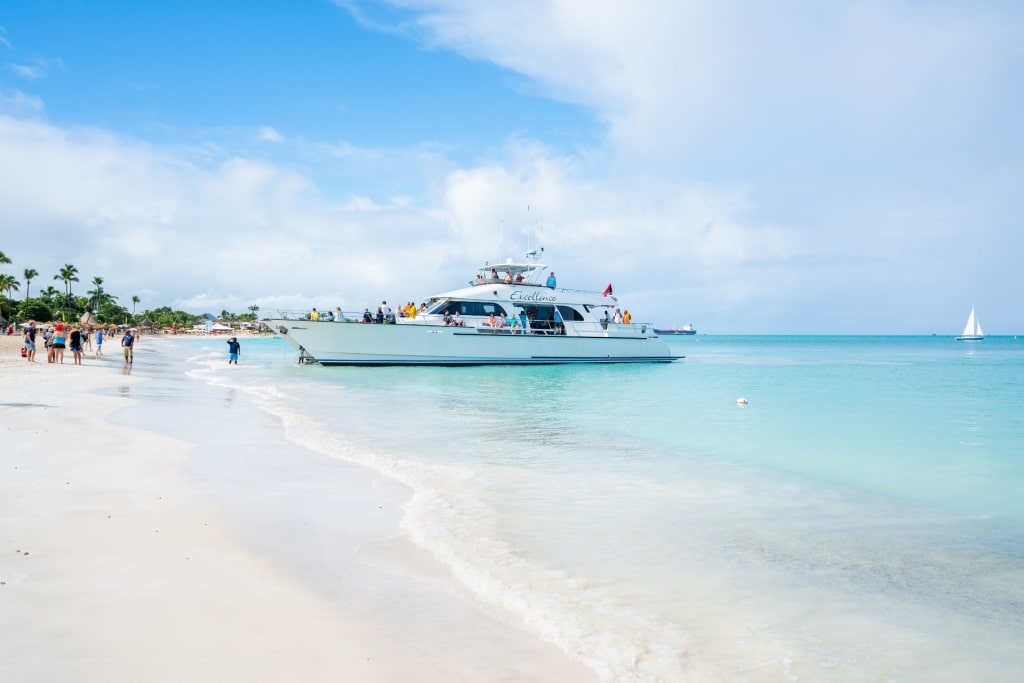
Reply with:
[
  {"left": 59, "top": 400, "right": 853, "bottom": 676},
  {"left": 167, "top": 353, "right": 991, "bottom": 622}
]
[
  {"left": 310, "top": 308, "right": 320, "bottom": 321},
  {"left": 622, "top": 310, "right": 632, "bottom": 324}
]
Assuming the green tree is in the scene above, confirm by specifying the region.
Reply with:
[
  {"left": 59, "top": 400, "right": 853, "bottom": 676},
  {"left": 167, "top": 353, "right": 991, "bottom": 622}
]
[
  {"left": 140, "top": 306, "right": 199, "bottom": 329},
  {"left": 17, "top": 298, "right": 54, "bottom": 323},
  {"left": 0, "top": 273, "right": 18, "bottom": 323},
  {"left": 0, "top": 251, "right": 11, "bottom": 265},
  {"left": 86, "top": 276, "right": 118, "bottom": 312},
  {"left": 131, "top": 295, "right": 140, "bottom": 320},
  {"left": 0, "top": 273, "right": 20, "bottom": 301},
  {"left": 54, "top": 263, "right": 79, "bottom": 298},
  {"left": 39, "top": 285, "right": 59, "bottom": 305},
  {"left": 23, "top": 268, "right": 38, "bottom": 300},
  {"left": 53, "top": 264, "right": 80, "bottom": 319},
  {"left": 97, "top": 301, "right": 129, "bottom": 324}
]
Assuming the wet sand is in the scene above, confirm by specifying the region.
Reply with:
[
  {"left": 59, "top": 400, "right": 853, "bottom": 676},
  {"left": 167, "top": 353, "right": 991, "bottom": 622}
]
[{"left": 0, "top": 333, "right": 595, "bottom": 682}]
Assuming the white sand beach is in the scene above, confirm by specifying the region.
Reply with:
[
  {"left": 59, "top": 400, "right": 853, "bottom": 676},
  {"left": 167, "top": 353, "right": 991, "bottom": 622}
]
[{"left": 0, "top": 335, "right": 595, "bottom": 682}]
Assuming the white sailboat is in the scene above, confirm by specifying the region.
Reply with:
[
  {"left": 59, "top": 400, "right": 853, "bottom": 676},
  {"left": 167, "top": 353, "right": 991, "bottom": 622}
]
[{"left": 956, "top": 305, "right": 985, "bottom": 341}]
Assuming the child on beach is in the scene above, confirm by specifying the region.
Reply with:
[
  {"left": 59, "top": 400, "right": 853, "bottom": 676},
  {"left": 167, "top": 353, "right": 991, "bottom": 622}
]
[{"left": 226, "top": 336, "right": 240, "bottom": 364}]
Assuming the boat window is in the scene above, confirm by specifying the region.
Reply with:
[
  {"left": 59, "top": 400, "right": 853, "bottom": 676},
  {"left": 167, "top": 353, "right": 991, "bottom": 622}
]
[
  {"left": 556, "top": 305, "right": 585, "bottom": 322},
  {"left": 429, "top": 300, "right": 509, "bottom": 317}
]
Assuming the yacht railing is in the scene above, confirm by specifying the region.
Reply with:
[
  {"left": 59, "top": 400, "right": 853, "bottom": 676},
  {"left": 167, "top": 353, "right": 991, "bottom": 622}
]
[{"left": 268, "top": 310, "right": 654, "bottom": 337}]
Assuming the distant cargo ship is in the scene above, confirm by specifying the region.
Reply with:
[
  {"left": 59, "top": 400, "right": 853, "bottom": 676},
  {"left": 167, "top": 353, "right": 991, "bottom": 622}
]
[{"left": 654, "top": 323, "right": 696, "bottom": 335}]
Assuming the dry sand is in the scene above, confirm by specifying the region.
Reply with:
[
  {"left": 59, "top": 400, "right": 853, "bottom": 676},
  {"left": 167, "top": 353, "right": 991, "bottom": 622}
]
[{"left": 0, "top": 333, "right": 596, "bottom": 682}]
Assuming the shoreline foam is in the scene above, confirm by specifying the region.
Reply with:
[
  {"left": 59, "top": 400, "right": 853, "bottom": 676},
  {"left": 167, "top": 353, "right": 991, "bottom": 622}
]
[{"left": 0, "top": 334, "right": 595, "bottom": 681}]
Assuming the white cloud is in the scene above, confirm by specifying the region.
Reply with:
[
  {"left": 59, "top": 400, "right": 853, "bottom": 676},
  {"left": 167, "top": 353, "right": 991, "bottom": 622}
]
[
  {"left": 5, "top": 56, "right": 65, "bottom": 81},
  {"left": 2, "top": 3, "right": 1022, "bottom": 332},
  {"left": 0, "top": 87, "right": 44, "bottom": 114},
  {"left": 259, "top": 126, "right": 283, "bottom": 142}
]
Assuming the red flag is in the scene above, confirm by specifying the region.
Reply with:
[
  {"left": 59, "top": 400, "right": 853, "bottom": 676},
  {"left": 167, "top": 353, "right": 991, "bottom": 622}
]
[{"left": 603, "top": 283, "right": 613, "bottom": 297}]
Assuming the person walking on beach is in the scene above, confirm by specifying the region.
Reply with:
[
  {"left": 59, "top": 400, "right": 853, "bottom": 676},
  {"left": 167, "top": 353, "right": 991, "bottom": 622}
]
[
  {"left": 95, "top": 328, "right": 103, "bottom": 357},
  {"left": 23, "top": 321, "right": 37, "bottom": 362},
  {"left": 121, "top": 329, "right": 135, "bottom": 364},
  {"left": 226, "top": 336, "right": 241, "bottom": 364}
]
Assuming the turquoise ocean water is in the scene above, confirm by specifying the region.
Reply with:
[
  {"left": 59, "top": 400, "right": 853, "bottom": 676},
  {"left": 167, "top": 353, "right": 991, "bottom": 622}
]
[{"left": 128, "top": 335, "right": 1024, "bottom": 682}]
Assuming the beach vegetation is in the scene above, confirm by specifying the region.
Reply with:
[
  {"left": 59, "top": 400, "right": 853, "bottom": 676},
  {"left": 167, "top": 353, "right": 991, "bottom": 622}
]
[
  {"left": 138, "top": 305, "right": 203, "bottom": 329},
  {"left": 96, "top": 301, "right": 131, "bottom": 325},
  {"left": 15, "top": 298, "right": 54, "bottom": 323},
  {"left": 53, "top": 263, "right": 80, "bottom": 320},
  {"left": 22, "top": 268, "right": 39, "bottom": 300},
  {"left": 38, "top": 285, "right": 60, "bottom": 305},
  {"left": 0, "top": 273, "right": 19, "bottom": 301},
  {"left": 87, "top": 277, "right": 120, "bottom": 315},
  {"left": 0, "top": 274, "right": 20, "bottom": 322},
  {"left": 0, "top": 252, "right": 242, "bottom": 331}
]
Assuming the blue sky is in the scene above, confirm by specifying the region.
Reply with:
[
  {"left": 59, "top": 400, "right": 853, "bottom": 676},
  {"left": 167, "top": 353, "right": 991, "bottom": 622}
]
[{"left": 1, "top": 0, "right": 1022, "bottom": 333}]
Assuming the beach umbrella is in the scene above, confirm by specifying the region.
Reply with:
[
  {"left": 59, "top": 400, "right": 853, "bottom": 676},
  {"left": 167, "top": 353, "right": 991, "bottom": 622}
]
[
  {"left": 79, "top": 311, "right": 98, "bottom": 325},
  {"left": 141, "top": 319, "right": 153, "bottom": 328}
]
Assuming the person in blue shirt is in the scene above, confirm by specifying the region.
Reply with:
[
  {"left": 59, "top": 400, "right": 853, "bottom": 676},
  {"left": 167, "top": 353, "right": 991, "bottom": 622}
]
[
  {"left": 121, "top": 329, "right": 135, "bottom": 364},
  {"left": 226, "top": 336, "right": 241, "bottom": 364},
  {"left": 546, "top": 272, "right": 556, "bottom": 288}
]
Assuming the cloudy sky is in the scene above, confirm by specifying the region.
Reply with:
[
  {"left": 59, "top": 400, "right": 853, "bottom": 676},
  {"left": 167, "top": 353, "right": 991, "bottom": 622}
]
[{"left": 1, "top": 1, "right": 1021, "bottom": 333}]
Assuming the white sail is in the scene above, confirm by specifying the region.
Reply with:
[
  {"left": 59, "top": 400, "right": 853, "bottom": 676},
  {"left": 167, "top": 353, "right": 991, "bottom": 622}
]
[{"left": 957, "top": 306, "right": 984, "bottom": 340}]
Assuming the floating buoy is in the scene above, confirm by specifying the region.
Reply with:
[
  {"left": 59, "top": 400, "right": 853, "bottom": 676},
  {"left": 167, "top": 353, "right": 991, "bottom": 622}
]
[{"left": 736, "top": 397, "right": 749, "bottom": 405}]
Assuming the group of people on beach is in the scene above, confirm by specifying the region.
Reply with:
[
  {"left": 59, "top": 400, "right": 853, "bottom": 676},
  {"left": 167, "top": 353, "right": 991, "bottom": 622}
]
[{"left": 21, "top": 321, "right": 137, "bottom": 365}]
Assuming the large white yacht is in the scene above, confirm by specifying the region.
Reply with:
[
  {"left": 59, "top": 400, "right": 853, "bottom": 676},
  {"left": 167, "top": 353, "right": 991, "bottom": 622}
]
[{"left": 265, "top": 250, "right": 679, "bottom": 366}]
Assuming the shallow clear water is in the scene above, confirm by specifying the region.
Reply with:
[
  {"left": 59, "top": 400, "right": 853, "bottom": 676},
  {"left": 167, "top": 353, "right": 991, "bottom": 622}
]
[{"left": 134, "top": 335, "right": 1024, "bottom": 681}]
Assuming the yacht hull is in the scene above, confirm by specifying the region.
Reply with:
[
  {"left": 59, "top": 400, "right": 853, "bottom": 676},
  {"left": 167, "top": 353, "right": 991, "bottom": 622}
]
[{"left": 267, "top": 320, "right": 679, "bottom": 366}]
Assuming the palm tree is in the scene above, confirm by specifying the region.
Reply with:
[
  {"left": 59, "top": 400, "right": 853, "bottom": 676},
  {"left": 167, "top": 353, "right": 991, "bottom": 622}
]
[
  {"left": 23, "top": 268, "right": 38, "bottom": 300},
  {"left": 249, "top": 304, "right": 260, "bottom": 319},
  {"left": 131, "top": 295, "right": 140, "bottom": 317},
  {"left": 54, "top": 264, "right": 79, "bottom": 298},
  {"left": 0, "top": 273, "right": 19, "bottom": 301},
  {"left": 39, "top": 285, "right": 59, "bottom": 305},
  {"left": 87, "top": 276, "right": 105, "bottom": 311},
  {"left": 53, "top": 264, "right": 79, "bottom": 317},
  {"left": 0, "top": 251, "right": 11, "bottom": 265}
]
